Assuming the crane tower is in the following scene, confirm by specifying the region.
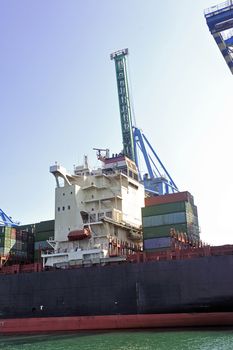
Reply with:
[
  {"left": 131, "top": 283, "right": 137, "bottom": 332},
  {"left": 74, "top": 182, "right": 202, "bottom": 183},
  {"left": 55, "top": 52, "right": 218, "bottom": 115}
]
[
  {"left": 110, "top": 49, "right": 135, "bottom": 162},
  {"left": 111, "top": 49, "right": 178, "bottom": 195}
]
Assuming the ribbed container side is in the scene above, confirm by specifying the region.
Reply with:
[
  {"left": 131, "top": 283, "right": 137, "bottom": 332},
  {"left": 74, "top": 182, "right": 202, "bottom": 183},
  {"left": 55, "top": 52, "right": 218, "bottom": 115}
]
[
  {"left": 35, "top": 220, "right": 54, "bottom": 233},
  {"left": 144, "top": 237, "right": 172, "bottom": 250},
  {"left": 34, "top": 250, "right": 41, "bottom": 261},
  {"left": 186, "top": 211, "right": 194, "bottom": 222},
  {"left": 145, "top": 192, "right": 192, "bottom": 207},
  {"left": 187, "top": 224, "right": 200, "bottom": 239},
  {"left": 34, "top": 240, "right": 52, "bottom": 250},
  {"left": 0, "top": 228, "right": 34, "bottom": 263},
  {"left": 143, "top": 223, "right": 188, "bottom": 239},
  {"left": 3, "top": 227, "right": 12, "bottom": 237},
  {"left": 18, "top": 224, "right": 35, "bottom": 236},
  {"left": 4, "top": 237, "right": 11, "bottom": 246},
  {"left": 15, "top": 240, "right": 23, "bottom": 250},
  {"left": 10, "top": 239, "right": 16, "bottom": 247},
  {"left": 11, "top": 229, "right": 16, "bottom": 239},
  {"left": 143, "top": 247, "right": 173, "bottom": 252},
  {"left": 142, "top": 202, "right": 186, "bottom": 217},
  {"left": 0, "top": 236, "right": 4, "bottom": 247},
  {"left": 185, "top": 202, "right": 198, "bottom": 215},
  {"left": 12, "top": 250, "right": 27, "bottom": 258},
  {"left": 192, "top": 205, "right": 198, "bottom": 217},
  {"left": 143, "top": 212, "right": 186, "bottom": 228},
  {"left": 4, "top": 226, "right": 12, "bottom": 233},
  {"left": 34, "top": 230, "right": 54, "bottom": 242}
]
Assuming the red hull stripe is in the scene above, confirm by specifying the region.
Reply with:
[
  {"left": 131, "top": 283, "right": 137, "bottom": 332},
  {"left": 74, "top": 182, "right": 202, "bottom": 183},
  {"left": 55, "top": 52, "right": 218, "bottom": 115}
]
[{"left": 0, "top": 313, "right": 233, "bottom": 334}]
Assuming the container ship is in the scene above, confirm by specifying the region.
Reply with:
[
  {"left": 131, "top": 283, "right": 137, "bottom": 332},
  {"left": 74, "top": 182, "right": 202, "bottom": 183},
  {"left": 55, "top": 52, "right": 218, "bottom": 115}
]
[
  {"left": 0, "top": 154, "right": 233, "bottom": 334},
  {"left": 1, "top": 38, "right": 233, "bottom": 333}
]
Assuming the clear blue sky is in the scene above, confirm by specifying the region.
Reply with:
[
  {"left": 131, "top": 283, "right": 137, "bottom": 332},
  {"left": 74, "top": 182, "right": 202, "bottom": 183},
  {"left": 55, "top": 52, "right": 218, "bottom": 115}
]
[{"left": 0, "top": 0, "right": 232, "bottom": 245}]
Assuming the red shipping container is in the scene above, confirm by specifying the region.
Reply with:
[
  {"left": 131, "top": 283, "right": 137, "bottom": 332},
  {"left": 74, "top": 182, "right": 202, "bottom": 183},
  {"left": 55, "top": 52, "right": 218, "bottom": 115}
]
[{"left": 145, "top": 191, "right": 193, "bottom": 207}]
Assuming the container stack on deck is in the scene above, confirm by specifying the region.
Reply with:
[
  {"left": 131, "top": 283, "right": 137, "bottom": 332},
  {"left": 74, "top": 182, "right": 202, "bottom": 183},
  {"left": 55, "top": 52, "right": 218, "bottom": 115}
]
[
  {"left": 19, "top": 220, "right": 54, "bottom": 262},
  {"left": 0, "top": 226, "right": 34, "bottom": 265},
  {"left": 142, "top": 191, "right": 200, "bottom": 251},
  {"left": 34, "top": 220, "right": 54, "bottom": 261}
]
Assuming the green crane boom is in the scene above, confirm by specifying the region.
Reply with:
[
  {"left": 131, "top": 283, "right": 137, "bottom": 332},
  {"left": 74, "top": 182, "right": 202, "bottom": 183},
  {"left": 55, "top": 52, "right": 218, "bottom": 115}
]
[{"left": 110, "top": 48, "right": 135, "bottom": 162}]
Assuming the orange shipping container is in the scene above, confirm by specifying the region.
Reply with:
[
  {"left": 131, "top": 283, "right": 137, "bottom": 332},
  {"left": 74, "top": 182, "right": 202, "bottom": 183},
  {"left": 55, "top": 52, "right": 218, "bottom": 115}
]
[{"left": 145, "top": 191, "right": 193, "bottom": 207}]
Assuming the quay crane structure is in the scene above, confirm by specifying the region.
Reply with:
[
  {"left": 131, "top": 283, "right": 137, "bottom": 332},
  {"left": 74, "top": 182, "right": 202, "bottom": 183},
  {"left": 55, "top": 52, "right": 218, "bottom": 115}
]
[
  {"left": 110, "top": 48, "right": 178, "bottom": 196},
  {"left": 0, "top": 208, "right": 18, "bottom": 227},
  {"left": 205, "top": 0, "right": 233, "bottom": 74}
]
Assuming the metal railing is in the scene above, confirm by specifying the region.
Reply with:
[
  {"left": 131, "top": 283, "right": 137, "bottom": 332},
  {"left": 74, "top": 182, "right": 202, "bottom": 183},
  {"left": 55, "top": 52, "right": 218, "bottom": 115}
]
[
  {"left": 221, "top": 28, "right": 233, "bottom": 40},
  {"left": 204, "top": 0, "right": 233, "bottom": 17}
]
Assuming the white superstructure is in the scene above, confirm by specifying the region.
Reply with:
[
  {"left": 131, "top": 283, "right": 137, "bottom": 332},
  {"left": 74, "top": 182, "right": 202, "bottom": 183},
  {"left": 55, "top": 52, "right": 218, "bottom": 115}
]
[{"left": 42, "top": 155, "right": 145, "bottom": 267}]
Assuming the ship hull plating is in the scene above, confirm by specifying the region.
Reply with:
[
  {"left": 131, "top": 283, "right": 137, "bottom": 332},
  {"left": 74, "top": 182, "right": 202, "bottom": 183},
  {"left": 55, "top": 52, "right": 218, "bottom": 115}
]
[
  {"left": 0, "top": 254, "right": 233, "bottom": 332},
  {"left": 1, "top": 313, "right": 233, "bottom": 334}
]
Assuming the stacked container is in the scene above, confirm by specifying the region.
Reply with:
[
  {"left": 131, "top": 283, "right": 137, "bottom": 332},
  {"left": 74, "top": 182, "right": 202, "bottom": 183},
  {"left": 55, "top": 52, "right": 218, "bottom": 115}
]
[
  {"left": 142, "top": 191, "right": 200, "bottom": 251},
  {"left": 19, "top": 220, "right": 54, "bottom": 262},
  {"left": 0, "top": 226, "right": 34, "bottom": 264},
  {"left": 0, "top": 226, "right": 15, "bottom": 257},
  {"left": 34, "top": 220, "right": 54, "bottom": 261}
]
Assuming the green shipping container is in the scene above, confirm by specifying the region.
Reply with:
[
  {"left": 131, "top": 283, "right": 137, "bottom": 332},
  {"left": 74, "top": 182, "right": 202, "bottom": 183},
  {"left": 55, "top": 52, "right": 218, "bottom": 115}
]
[
  {"left": 142, "top": 201, "right": 186, "bottom": 217},
  {"left": 142, "top": 212, "right": 186, "bottom": 228},
  {"left": 143, "top": 223, "right": 188, "bottom": 239},
  {"left": 34, "top": 250, "right": 42, "bottom": 262},
  {"left": 34, "top": 230, "right": 54, "bottom": 242},
  {"left": 35, "top": 220, "right": 54, "bottom": 233}
]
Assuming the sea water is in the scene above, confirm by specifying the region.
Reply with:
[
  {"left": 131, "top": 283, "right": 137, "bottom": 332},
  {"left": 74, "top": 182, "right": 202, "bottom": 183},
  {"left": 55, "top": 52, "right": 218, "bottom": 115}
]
[{"left": 1, "top": 329, "right": 233, "bottom": 350}]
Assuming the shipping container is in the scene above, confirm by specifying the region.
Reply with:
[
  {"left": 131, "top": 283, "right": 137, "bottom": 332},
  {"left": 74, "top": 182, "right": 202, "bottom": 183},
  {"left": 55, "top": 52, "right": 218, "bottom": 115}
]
[
  {"left": 0, "top": 227, "right": 35, "bottom": 264},
  {"left": 35, "top": 220, "right": 54, "bottom": 233},
  {"left": 34, "top": 230, "right": 54, "bottom": 242},
  {"left": 145, "top": 191, "right": 193, "bottom": 207},
  {"left": 144, "top": 237, "right": 172, "bottom": 250},
  {"left": 143, "top": 224, "right": 188, "bottom": 239},
  {"left": 143, "top": 212, "right": 186, "bottom": 228},
  {"left": 34, "top": 250, "right": 41, "bottom": 262},
  {"left": 17, "top": 220, "right": 54, "bottom": 263},
  {"left": 34, "top": 240, "right": 53, "bottom": 250},
  {"left": 142, "top": 201, "right": 186, "bottom": 217}
]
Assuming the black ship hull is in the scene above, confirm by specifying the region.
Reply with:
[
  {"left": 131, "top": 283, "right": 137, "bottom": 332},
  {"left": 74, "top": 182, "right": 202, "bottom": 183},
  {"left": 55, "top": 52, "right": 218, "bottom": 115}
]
[{"left": 0, "top": 254, "right": 233, "bottom": 322}]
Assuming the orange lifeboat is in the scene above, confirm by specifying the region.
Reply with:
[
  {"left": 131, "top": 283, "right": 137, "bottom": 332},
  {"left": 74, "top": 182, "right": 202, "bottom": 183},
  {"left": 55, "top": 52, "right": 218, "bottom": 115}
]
[{"left": 68, "top": 228, "right": 91, "bottom": 241}]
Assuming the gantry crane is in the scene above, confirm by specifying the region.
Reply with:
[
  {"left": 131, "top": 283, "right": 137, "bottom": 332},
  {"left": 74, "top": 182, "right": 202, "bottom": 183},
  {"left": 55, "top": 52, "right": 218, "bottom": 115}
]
[
  {"left": 111, "top": 49, "right": 178, "bottom": 195},
  {"left": 205, "top": 0, "right": 233, "bottom": 74},
  {"left": 110, "top": 49, "right": 135, "bottom": 162},
  {"left": 0, "top": 208, "right": 18, "bottom": 227}
]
